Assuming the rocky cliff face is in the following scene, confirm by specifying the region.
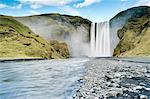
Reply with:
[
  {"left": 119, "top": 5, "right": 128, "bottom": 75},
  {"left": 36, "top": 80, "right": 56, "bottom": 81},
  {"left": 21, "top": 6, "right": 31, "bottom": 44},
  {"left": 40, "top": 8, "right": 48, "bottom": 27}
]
[
  {"left": 110, "top": 6, "right": 150, "bottom": 56},
  {"left": 15, "top": 14, "right": 91, "bottom": 57},
  {"left": 0, "top": 16, "right": 69, "bottom": 59},
  {"left": 112, "top": 6, "right": 150, "bottom": 57}
]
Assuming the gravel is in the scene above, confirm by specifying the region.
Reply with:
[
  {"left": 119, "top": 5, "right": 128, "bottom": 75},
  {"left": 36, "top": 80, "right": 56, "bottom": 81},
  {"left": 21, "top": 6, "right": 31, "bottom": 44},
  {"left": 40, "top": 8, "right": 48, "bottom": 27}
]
[{"left": 74, "top": 58, "right": 150, "bottom": 99}]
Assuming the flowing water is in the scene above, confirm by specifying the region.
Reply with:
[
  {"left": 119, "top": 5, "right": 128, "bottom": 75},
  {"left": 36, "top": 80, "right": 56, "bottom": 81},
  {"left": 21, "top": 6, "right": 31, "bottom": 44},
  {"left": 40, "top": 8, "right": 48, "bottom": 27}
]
[
  {"left": 90, "top": 22, "right": 111, "bottom": 57},
  {"left": 0, "top": 58, "right": 89, "bottom": 99}
]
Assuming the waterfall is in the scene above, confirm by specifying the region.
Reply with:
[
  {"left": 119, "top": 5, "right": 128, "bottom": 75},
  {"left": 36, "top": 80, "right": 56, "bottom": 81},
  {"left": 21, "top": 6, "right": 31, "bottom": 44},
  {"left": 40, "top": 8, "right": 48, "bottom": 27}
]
[{"left": 90, "top": 22, "right": 111, "bottom": 57}]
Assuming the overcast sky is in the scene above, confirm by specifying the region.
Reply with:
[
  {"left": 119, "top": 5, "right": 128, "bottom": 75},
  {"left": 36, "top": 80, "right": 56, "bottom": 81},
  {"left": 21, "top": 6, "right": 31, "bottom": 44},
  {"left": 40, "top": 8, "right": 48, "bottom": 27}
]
[{"left": 0, "top": 0, "right": 150, "bottom": 22}]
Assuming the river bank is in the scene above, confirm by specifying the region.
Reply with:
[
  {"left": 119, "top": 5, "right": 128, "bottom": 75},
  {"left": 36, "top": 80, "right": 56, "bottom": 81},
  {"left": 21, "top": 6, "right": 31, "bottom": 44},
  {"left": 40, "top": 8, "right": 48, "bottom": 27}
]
[
  {"left": 0, "top": 58, "right": 46, "bottom": 62},
  {"left": 74, "top": 58, "right": 150, "bottom": 99}
]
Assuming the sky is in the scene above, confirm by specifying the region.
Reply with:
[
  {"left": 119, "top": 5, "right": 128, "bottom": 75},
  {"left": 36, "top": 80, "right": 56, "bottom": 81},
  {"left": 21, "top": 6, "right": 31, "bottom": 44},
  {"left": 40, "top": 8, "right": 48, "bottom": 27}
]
[{"left": 0, "top": 0, "right": 150, "bottom": 22}]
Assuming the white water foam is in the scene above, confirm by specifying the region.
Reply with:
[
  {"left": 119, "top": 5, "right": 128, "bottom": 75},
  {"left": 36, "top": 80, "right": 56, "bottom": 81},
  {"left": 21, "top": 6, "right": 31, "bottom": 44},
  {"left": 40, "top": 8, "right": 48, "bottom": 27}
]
[{"left": 90, "top": 22, "right": 111, "bottom": 57}]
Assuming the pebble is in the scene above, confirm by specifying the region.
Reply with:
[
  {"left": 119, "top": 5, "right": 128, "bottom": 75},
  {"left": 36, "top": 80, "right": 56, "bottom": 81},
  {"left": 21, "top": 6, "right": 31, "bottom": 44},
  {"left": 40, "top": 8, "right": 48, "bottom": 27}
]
[
  {"left": 74, "top": 59, "right": 150, "bottom": 99},
  {"left": 107, "top": 90, "right": 121, "bottom": 97},
  {"left": 107, "top": 88, "right": 123, "bottom": 97},
  {"left": 144, "top": 87, "right": 150, "bottom": 91},
  {"left": 133, "top": 86, "right": 143, "bottom": 90},
  {"left": 105, "top": 75, "right": 113, "bottom": 80},
  {"left": 140, "top": 95, "right": 148, "bottom": 99},
  {"left": 114, "top": 73, "right": 122, "bottom": 77}
]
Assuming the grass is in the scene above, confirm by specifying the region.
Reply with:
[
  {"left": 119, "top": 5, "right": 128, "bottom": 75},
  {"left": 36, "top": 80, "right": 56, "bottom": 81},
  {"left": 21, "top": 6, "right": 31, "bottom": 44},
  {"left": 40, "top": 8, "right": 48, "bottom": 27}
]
[
  {"left": 0, "top": 16, "right": 68, "bottom": 59},
  {"left": 114, "top": 14, "right": 150, "bottom": 57}
]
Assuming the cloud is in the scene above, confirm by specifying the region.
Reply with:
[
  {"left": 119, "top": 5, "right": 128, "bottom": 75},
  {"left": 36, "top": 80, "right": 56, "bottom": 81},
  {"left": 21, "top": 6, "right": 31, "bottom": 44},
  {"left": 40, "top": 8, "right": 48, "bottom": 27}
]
[
  {"left": 29, "top": 10, "right": 40, "bottom": 15},
  {"left": 0, "top": 4, "right": 8, "bottom": 9},
  {"left": 61, "top": 6, "right": 80, "bottom": 16},
  {"left": 18, "top": 0, "right": 75, "bottom": 9},
  {"left": 29, "top": 6, "right": 80, "bottom": 16},
  {"left": 18, "top": 0, "right": 101, "bottom": 9},
  {"left": 133, "top": 0, "right": 150, "bottom": 7},
  {"left": 0, "top": 3, "right": 23, "bottom": 9},
  {"left": 120, "top": 0, "right": 128, "bottom": 2},
  {"left": 11, "top": 4, "right": 23, "bottom": 9},
  {"left": 75, "top": 0, "right": 101, "bottom": 8},
  {"left": 30, "top": 4, "right": 42, "bottom": 9},
  {"left": 15, "top": 4, "right": 23, "bottom": 9}
]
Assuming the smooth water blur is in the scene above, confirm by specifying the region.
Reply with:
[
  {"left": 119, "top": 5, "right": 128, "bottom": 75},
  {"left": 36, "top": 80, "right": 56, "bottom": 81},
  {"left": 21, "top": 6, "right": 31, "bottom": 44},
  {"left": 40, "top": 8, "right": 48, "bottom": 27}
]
[
  {"left": 0, "top": 58, "right": 89, "bottom": 99},
  {"left": 90, "top": 22, "right": 111, "bottom": 57}
]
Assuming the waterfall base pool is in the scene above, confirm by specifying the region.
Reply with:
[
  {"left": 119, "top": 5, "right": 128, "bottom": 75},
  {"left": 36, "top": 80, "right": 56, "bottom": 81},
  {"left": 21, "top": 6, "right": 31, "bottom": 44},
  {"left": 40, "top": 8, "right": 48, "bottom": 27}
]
[{"left": 0, "top": 58, "right": 89, "bottom": 99}]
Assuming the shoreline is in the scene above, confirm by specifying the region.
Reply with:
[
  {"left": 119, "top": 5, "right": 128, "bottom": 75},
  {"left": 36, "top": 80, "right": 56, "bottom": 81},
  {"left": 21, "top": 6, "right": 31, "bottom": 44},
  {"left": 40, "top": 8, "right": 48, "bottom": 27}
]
[
  {"left": 0, "top": 57, "right": 150, "bottom": 63},
  {"left": 74, "top": 58, "right": 150, "bottom": 99},
  {"left": 0, "top": 58, "right": 46, "bottom": 62},
  {"left": 94, "top": 57, "right": 150, "bottom": 64}
]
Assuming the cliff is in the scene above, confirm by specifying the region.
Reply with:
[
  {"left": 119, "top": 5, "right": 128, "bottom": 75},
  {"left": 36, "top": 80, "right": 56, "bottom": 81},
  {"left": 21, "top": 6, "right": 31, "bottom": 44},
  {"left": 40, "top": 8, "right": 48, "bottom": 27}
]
[{"left": 112, "top": 6, "right": 150, "bottom": 57}]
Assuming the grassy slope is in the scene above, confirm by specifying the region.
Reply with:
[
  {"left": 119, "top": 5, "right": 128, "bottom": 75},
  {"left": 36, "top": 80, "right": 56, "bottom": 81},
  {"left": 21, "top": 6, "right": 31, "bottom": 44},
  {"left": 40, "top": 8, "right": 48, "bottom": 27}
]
[
  {"left": 113, "top": 14, "right": 150, "bottom": 57},
  {"left": 15, "top": 13, "right": 91, "bottom": 42},
  {"left": 39, "top": 13, "right": 91, "bottom": 27},
  {"left": 0, "top": 16, "right": 65, "bottom": 59}
]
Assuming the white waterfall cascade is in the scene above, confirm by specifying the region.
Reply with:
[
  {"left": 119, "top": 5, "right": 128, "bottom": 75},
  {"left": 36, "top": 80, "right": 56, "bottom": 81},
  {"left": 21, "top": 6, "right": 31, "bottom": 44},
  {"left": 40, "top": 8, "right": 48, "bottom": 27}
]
[{"left": 90, "top": 22, "right": 111, "bottom": 57}]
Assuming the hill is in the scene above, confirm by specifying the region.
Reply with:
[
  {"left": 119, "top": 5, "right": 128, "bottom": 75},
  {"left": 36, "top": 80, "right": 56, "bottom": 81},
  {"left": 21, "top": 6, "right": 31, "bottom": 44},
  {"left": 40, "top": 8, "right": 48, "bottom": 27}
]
[
  {"left": 112, "top": 6, "right": 150, "bottom": 57},
  {"left": 0, "top": 16, "right": 69, "bottom": 59},
  {"left": 15, "top": 13, "right": 91, "bottom": 57}
]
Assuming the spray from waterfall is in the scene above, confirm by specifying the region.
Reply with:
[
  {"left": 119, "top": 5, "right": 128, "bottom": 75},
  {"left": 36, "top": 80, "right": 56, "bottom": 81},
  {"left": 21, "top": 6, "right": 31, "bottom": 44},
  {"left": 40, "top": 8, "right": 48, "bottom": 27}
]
[{"left": 90, "top": 22, "right": 111, "bottom": 57}]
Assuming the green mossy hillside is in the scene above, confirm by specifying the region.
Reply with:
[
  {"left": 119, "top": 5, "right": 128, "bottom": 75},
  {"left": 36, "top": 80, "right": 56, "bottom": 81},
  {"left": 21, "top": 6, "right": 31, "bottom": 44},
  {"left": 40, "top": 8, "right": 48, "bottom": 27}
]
[
  {"left": 49, "top": 40, "right": 70, "bottom": 58},
  {"left": 0, "top": 16, "right": 69, "bottom": 59},
  {"left": 114, "top": 14, "right": 150, "bottom": 57}
]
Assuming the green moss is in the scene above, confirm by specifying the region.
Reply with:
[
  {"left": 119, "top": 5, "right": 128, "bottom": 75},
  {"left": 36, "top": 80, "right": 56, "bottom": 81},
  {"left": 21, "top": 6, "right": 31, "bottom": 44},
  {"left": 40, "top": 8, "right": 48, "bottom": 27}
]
[
  {"left": 114, "top": 14, "right": 150, "bottom": 57},
  {"left": 0, "top": 16, "right": 69, "bottom": 59},
  {"left": 49, "top": 40, "right": 70, "bottom": 58}
]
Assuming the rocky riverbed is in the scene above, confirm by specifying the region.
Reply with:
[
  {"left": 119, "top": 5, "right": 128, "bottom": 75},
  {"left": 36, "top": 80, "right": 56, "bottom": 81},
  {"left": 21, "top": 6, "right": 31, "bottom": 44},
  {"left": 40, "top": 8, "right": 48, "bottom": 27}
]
[{"left": 74, "top": 58, "right": 150, "bottom": 99}]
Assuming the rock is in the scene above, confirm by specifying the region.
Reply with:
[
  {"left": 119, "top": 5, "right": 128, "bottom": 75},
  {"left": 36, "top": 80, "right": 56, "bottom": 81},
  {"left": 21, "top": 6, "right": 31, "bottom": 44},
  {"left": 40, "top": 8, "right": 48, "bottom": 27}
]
[
  {"left": 139, "top": 83, "right": 146, "bottom": 86},
  {"left": 140, "top": 95, "right": 148, "bottom": 99},
  {"left": 114, "top": 73, "right": 122, "bottom": 77},
  {"left": 74, "top": 59, "right": 150, "bottom": 99},
  {"left": 112, "top": 83, "right": 120, "bottom": 88},
  {"left": 77, "top": 78, "right": 84, "bottom": 83},
  {"left": 107, "top": 88, "right": 123, "bottom": 97},
  {"left": 107, "top": 91, "right": 120, "bottom": 97},
  {"left": 108, "top": 84, "right": 113, "bottom": 87},
  {"left": 72, "top": 94, "right": 76, "bottom": 98},
  {"left": 106, "top": 82, "right": 111, "bottom": 86},
  {"left": 105, "top": 75, "right": 114, "bottom": 81},
  {"left": 111, "top": 78, "right": 120, "bottom": 83},
  {"left": 133, "top": 86, "right": 143, "bottom": 90},
  {"left": 145, "top": 74, "right": 150, "bottom": 78},
  {"left": 79, "top": 97, "right": 84, "bottom": 99},
  {"left": 92, "top": 90, "right": 96, "bottom": 93},
  {"left": 144, "top": 87, "right": 150, "bottom": 91}
]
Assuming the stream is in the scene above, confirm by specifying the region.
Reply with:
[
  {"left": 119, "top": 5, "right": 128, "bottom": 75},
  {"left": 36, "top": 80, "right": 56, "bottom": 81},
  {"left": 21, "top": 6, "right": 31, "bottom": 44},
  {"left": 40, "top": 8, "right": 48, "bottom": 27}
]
[{"left": 0, "top": 58, "right": 89, "bottom": 99}]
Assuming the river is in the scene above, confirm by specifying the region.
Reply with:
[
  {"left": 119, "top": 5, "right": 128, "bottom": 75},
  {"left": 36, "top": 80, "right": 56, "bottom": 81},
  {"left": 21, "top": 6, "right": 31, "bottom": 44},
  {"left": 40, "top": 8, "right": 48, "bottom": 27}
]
[{"left": 0, "top": 58, "right": 89, "bottom": 99}]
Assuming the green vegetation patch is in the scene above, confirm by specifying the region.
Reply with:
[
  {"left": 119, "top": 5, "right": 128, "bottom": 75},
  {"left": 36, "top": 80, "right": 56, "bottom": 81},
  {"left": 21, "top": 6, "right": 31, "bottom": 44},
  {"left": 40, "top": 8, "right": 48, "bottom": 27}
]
[
  {"left": 114, "top": 14, "right": 150, "bottom": 57},
  {"left": 0, "top": 16, "right": 68, "bottom": 59}
]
